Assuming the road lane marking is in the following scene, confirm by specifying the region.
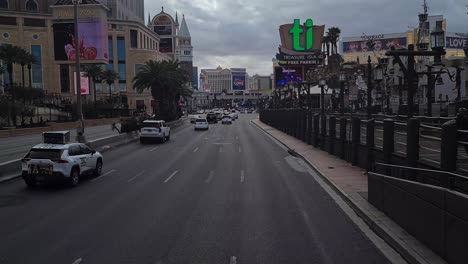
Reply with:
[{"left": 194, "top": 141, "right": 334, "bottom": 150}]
[
  {"left": 91, "top": 169, "right": 116, "bottom": 181},
  {"left": 240, "top": 170, "right": 245, "bottom": 183},
  {"left": 206, "top": 171, "right": 214, "bottom": 183},
  {"left": 219, "top": 146, "right": 223, "bottom": 153},
  {"left": 150, "top": 146, "right": 159, "bottom": 152},
  {"left": 164, "top": 170, "right": 179, "bottom": 183},
  {"left": 128, "top": 170, "right": 145, "bottom": 182},
  {"left": 193, "top": 147, "right": 199, "bottom": 153},
  {"left": 238, "top": 146, "right": 242, "bottom": 153},
  {"left": 72, "top": 258, "right": 83, "bottom": 264},
  {"left": 213, "top": 143, "right": 232, "bottom": 145},
  {"left": 230, "top": 256, "right": 237, "bottom": 264}
]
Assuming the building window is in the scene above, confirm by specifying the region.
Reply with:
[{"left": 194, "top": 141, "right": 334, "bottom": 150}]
[
  {"left": 31, "top": 45, "right": 42, "bottom": 88},
  {"left": 135, "top": 64, "right": 142, "bottom": 75},
  {"left": 0, "top": 0, "right": 8, "bottom": 9},
  {"left": 60, "top": 64, "right": 70, "bottom": 93},
  {"left": 25, "top": 0, "right": 38, "bottom": 12},
  {"left": 117, "top": 36, "right": 125, "bottom": 61},
  {"left": 184, "top": 50, "right": 191, "bottom": 55},
  {"left": 130, "top": 29, "right": 137, "bottom": 48},
  {"left": 95, "top": 82, "right": 102, "bottom": 93},
  {"left": 436, "top": 20, "right": 443, "bottom": 31},
  {"left": 118, "top": 63, "right": 126, "bottom": 81},
  {"left": 119, "top": 82, "right": 126, "bottom": 92},
  {"left": 108, "top": 36, "right": 113, "bottom": 62}
]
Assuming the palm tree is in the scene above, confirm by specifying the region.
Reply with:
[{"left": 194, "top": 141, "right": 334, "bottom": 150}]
[
  {"left": 100, "top": 69, "right": 119, "bottom": 99},
  {"left": 322, "top": 35, "right": 331, "bottom": 56},
  {"left": 327, "top": 27, "right": 342, "bottom": 55},
  {"left": 133, "top": 60, "right": 191, "bottom": 121},
  {"left": 15, "top": 48, "right": 36, "bottom": 101},
  {"left": 0, "top": 44, "right": 22, "bottom": 126},
  {"left": 83, "top": 65, "right": 103, "bottom": 105}
]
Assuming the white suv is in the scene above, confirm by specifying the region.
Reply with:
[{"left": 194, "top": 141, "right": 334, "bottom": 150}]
[
  {"left": 21, "top": 143, "right": 103, "bottom": 187},
  {"left": 140, "top": 120, "right": 171, "bottom": 143}
]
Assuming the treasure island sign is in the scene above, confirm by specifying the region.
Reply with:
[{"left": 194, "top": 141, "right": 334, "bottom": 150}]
[{"left": 275, "top": 19, "right": 325, "bottom": 87}]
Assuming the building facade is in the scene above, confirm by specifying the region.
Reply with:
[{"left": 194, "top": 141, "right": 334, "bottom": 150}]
[
  {"left": 200, "top": 67, "right": 248, "bottom": 94},
  {"left": 100, "top": 0, "right": 144, "bottom": 23},
  {"left": 248, "top": 74, "right": 273, "bottom": 91},
  {"left": 0, "top": 0, "right": 170, "bottom": 114},
  {"left": 192, "top": 66, "right": 198, "bottom": 90},
  {"left": 148, "top": 8, "right": 193, "bottom": 83}
]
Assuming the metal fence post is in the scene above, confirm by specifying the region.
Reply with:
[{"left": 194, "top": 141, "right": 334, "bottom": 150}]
[
  {"left": 366, "top": 119, "right": 375, "bottom": 172},
  {"left": 352, "top": 117, "right": 361, "bottom": 166},
  {"left": 301, "top": 109, "right": 307, "bottom": 142},
  {"left": 340, "top": 117, "right": 347, "bottom": 160},
  {"left": 406, "top": 118, "right": 420, "bottom": 168},
  {"left": 329, "top": 116, "right": 336, "bottom": 155},
  {"left": 307, "top": 110, "right": 313, "bottom": 145},
  {"left": 383, "top": 119, "right": 394, "bottom": 164},
  {"left": 313, "top": 114, "right": 320, "bottom": 147},
  {"left": 441, "top": 120, "right": 457, "bottom": 172},
  {"left": 321, "top": 115, "right": 327, "bottom": 150}
]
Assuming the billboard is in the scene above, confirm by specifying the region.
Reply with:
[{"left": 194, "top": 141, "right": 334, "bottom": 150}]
[
  {"left": 232, "top": 75, "right": 246, "bottom": 91},
  {"left": 53, "top": 18, "right": 108, "bottom": 62},
  {"left": 159, "top": 38, "right": 173, "bottom": 53},
  {"left": 446, "top": 36, "right": 468, "bottom": 49},
  {"left": 279, "top": 22, "right": 325, "bottom": 53},
  {"left": 342, "top": 35, "right": 407, "bottom": 53},
  {"left": 73, "top": 72, "right": 90, "bottom": 95},
  {"left": 274, "top": 66, "right": 303, "bottom": 87}
]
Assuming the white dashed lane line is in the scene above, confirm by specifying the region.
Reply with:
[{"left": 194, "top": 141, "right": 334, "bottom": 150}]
[
  {"left": 91, "top": 169, "right": 116, "bottom": 182},
  {"left": 128, "top": 170, "right": 145, "bottom": 182},
  {"left": 164, "top": 171, "right": 179, "bottom": 183}
]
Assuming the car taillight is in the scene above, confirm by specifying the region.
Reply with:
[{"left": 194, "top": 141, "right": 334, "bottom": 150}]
[{"left": 52, "top": 158, "right": 69, "bottom": 163}]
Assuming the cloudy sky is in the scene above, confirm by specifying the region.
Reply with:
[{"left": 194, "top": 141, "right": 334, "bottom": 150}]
[{"left": 144, "top": 0, "right": 468, "bottom": 75}]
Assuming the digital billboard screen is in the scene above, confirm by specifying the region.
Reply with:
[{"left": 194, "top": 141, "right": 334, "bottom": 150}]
[
  {"left": 232, "top": 75, "right": 246, "bottom": 90},
  {"left": 275, "top": 67, "right": 303, "bottom": 87},
  {"left": 73, "top": 72, "right": 90, "bottom": 95},
  {"left": 342, "top": 37, "right": 406, "bottom": 53},
  {"left": 159, "top": 38, "right": 173, "bottom": 53},
  {"left": 53, "top": 18, "right": 108, "bottom": 62}
]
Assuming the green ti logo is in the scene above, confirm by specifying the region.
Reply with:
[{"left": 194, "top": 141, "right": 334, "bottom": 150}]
[{"left": 289, "top": 19, "right": 314, "bottom": 51}]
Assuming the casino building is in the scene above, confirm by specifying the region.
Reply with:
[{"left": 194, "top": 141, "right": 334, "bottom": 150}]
[{"left": 0, "top": 0, "right": 176, "bottom": 115}]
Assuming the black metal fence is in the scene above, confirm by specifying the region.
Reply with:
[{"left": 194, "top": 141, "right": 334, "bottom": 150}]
[{"left": 260, "top": 109, "right": 468, "bottom": 194}]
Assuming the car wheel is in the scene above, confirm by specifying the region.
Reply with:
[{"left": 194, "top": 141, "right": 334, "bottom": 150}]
[
  {"left": 140, "top": 138, "right": 145, "bottom": 144},
  {"left": 68, "top": 168, "right": 80, "bottom": 187},
  {"left": 161, "top": 136, "right": 166, "bottom": 144},
  {"left": 94, "top": 159, "right": 103, "bottom": 177}
]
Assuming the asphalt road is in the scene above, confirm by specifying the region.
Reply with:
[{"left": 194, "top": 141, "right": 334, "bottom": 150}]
[
  {"left": 0, "top": 124, "right": 120, "bottom": 164},
  {"left": 0, "top": 115, "right": 389, "bottom": 264}
]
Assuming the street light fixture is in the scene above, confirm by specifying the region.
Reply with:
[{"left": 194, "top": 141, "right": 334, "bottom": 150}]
[{"left": 374, "top": 65, "right": 384, "bottom": 82}]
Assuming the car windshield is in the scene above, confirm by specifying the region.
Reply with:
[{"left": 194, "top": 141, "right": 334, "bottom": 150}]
[
  {"left": 143, "top": 122, "right": 161, "bottom": 128},
  {"left": 27, "top": 149, "right": 63, "bottom": 159},
  {"left": 196, "top": 119, "right": 206, "bottom": 122}
]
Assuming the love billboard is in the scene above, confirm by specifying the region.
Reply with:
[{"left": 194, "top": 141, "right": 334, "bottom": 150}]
[{"left": 232, "top": 75, "right": 246, "bottom": 91}]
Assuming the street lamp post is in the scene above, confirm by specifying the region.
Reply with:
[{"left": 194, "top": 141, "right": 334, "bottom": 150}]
[
  {"left": 73, "top": 0, "right": 85, "bottom": 142},
  {"left": 367, "top": 56, "right": 373, "bottom": 119},
  {"left": 374, "top": 64, "right": 384, "bottom": 115},
  {"left": 319, "top": 78, "right": 326, "bottom": 117},
  {"left": 339, "top": 72, "right": 346, "bottom": 116}
]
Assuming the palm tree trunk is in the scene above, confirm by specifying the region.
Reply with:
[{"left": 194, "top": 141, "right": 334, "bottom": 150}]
[
  {"left": 28, "top": 64, "right": 32, "bottom": 104},
  {"left": 21, "top": 64, "right": 25, "bottom": 104},
  {"left": 7, "top": 63, "right": 16, "bottom": 126}
]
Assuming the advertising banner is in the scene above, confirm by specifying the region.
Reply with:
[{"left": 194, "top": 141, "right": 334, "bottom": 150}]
[
  {"left": 73, "top": 72, "right": 90, "bottom": 95},
  {"left": 446, "top": 36, "right": 468, "bottom": 49},
  {"left": 276, "top": 52, "right": 325, "bottom": 66},
  {"left": 232, "top": 75, "right": 246, "bottom": 91},
  {"left": 342, "top": 37, "right": 406, "bottom": 53},
  {"left": 53, "top": 18, "right": 108, "bottom": 63},
  {"left": 274, "top": 66, "right": 303, "bottom": 87}
]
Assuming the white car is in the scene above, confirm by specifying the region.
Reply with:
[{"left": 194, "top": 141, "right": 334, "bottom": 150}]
[
  {"left": 194, "top": 118, "right": 209, "bottom": 130},
  {"left": 21, "top": 142, "right": 103, "bottom": 187},
  {"left": 140, "top": 120, "right": 171, "bottom": 143},
  {"left": 222, "top": 115, "right": 233, "bottom": 124},
  {"left": 231, "top": 112, "right": 239, "bottom": 119}
]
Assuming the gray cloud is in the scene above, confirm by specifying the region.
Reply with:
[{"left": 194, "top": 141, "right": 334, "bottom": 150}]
[{"left": 144, "top": 0, "right": 468, "bottom": 75}]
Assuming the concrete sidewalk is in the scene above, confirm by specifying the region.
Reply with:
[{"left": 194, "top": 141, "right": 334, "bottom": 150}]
[{"left": 252, "top": 119, "right": 445, "bottom": 264}]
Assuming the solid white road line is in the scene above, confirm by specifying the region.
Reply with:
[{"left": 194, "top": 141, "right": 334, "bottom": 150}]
[
  {"left": 240, "top": 170, "right": 245, "bottom": 183},
  {"left": 193, "top": 147, "right": 199, "bottom": 153},
  {"left": 128, "top": 170, "right": 145, "bottom": 182},
  {"left": 164, "top": 171, "right": 179, "bottom": 183},
  {"left": 150, "top": 146, "right": 159, "bottom": 152},
  {"left": 206, "top": 171, "right": 214, "bottom": 183},
  {"left": 72, "top": 258, "right": 83, "bottom": 264},
  {"left": 91, "top": 169, "right": 116, "bottom": 181}
]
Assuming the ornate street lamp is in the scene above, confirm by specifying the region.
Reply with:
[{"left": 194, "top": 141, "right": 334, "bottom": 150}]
[{"left": 374, "top": 65, "right": 384, "bottom": 82}]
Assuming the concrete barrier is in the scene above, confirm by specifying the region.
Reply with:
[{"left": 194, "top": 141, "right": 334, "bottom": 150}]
[{"left": 0, "top": 118, "right": 123, "bottom": 138}]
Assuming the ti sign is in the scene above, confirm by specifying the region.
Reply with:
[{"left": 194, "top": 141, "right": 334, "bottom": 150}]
[{"left": 290, "top": 19, "right": 314, "bottom": 51}]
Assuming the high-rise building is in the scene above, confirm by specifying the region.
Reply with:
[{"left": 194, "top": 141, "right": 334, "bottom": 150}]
[
  {"left": 149, "top": 7, "right": 193, "bottom": 82},
  {"left": 192, "top": 66, "right": 198, "bottom": 90},
  {"left": 100, "top": 0, "right": 145, "bottom": 23},
  {"left": 248, "top": 74, "right": 273, "bottom": 91},
  {"left": 200, "top": 67, "right": 248, "bottom": 93}
]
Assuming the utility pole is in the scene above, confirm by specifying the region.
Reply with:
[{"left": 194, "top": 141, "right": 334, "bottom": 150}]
[{"left": 73, "top": 0, "right": 85, "bottom": 142}]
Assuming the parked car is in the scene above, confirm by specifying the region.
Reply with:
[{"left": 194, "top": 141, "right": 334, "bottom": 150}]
[
  {"left": 21, "top": 132, "right": 103, "bottom": 187},
  {"left": 140, "top": 120, "right": 171, "bottom": 143},
  {"left": 222, "top": 115, "right": 233, "bottom": 124},
  {"left": 194, "top": 118, "right": 209, "bottom": 130}
]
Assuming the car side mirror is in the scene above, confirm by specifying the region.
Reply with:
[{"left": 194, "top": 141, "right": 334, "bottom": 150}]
[{"left": 91, "top": 150, "right": 96, "bottom": 155}]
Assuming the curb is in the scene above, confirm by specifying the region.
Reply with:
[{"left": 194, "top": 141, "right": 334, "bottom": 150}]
[{"left": 251, "top": 120, "right": 432, "bottom": 264}]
